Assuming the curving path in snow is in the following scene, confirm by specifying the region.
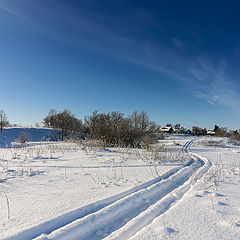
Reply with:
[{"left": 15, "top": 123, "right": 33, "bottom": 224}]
[{"left": 6, "top": 141, "right": 211, "bottom": 240}]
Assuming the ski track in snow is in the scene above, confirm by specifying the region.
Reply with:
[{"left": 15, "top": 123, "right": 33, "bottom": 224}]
[{"left": 5, "top": 140, "right": 211, "bottom": 240}]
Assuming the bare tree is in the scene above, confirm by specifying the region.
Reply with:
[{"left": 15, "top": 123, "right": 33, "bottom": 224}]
[
  {"left": 192, "top": 126, "right": 207, "bottom": 136},
  {"left": 175, "top": 123, "right": 180, "bottom": 130},
  {"left": 0, "top": 110, "right": 9, "bottom": 132},
  {"left": 215, "top": 127, "right": 228, "bottom": 137},
  {"left": 84, "top": 110, "right": 157, "bottom": 147},
  {"left": 44, "top": 109, "right": 83, "bottom": 140}
]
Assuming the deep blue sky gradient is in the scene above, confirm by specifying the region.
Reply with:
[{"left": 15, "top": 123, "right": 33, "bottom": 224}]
[{"left": 0, "top": 0, "right": 240, "bottom": 129}]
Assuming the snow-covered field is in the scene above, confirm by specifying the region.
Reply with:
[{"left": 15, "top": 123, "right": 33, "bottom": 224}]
[{"left": 0, "top": 129, "right": 240, "bottom": 239}]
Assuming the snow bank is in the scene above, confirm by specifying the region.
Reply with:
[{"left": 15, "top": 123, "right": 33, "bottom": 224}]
[{"left": 0, "top": 128, "right": 57, "bottom": 148}]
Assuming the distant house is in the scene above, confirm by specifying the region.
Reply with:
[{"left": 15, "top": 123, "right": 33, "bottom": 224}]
[
  {"left": 159, "top": 126, "right": 174, "bottom": 133},
  {"left": 206, "top": 130, "right": 215, "bottom": 135}
]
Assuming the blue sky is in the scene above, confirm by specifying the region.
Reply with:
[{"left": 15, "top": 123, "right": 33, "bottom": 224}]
[{"left": 0, "top": 0, "right": 240, "bottom": 129}]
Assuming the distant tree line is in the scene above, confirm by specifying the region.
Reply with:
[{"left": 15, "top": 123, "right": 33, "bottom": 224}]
[
  {"left": 43, "top": 109, "right": 240, "bottom": 146},
  {"left": 213, "top": 125, "right": 240, "bottom": 141},
  {"left": 44, "top": 109, "right": 159, "bottom": 147},
  {"left": 2, "top": 108, "right": 240, "bottom": 146},
  {"left": 190, "top": 124, "right": 240, "bottom": 142},
  {"left": 161, "top": 123, "right": 240, "bottom": 140},
  {"left": 191, "top": 126, "right": 207, "bottom": 136}
]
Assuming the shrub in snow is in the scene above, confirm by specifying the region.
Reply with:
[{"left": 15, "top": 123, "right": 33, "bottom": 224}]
[
  {"left": 84, "top": 110, "right": 159, "bottom": 148},
  {"left": 17, "top": 131, "right": 30, "bottom": 143}
]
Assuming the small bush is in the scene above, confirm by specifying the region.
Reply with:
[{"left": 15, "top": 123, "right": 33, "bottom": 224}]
[{"left": 17, "top": 131, "right": 29, "bottom": 143}]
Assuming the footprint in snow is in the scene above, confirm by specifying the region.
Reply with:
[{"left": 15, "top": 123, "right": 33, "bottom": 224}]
[
  {"left": 203, "top": 190, "right": 211, "bottom": 195},
  {"left": 235, "top": 223, "right": 240, "bottom": 227},
  {"left": 218, "top": 201, "right": 228, "bottom": 206},
  {"left": 195, "top": 194, "right": 203, "bottom": 197},
  {"left": 83, "top": 173, "right": 90, "bottom": 176},
  {"left": 164, "top": 227, "right": 178, "bottom": 234},
  {"left": 215, "top": 193, "right": 225, "bottom": 197}
]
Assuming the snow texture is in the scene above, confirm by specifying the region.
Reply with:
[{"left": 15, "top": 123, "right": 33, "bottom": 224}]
[{"left": 1, "top": 129, "right": 240, "bottom": 240}]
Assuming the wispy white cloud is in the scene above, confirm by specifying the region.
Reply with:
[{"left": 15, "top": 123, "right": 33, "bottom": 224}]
[
  {"left": 189, "top": 58, "right": 240, "bottom": 113},
  {"left": 0, "top": 1, "right": 189, "bottom": 78},
  {"left": 0, "top": 2, "right": 55, "bottom": 34}
]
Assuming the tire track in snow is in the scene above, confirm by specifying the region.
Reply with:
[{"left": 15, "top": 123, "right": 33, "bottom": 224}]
[
  {"left": 107, "top": 152, "right": 211, "bottom": 240},
  {"left": 5, "top": 141, "right": 210, "bottom": 240},
  {"left": 182, "top": 140, "right": 194, "bottom": 152},
  {"left": 6, "top": 157, "right": 194, "bottom": 240}
]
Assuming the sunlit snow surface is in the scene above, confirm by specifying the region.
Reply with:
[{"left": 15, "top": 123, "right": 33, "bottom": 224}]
[{"left": 0, "top": 129, "right": 239, "bottom": 239}]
